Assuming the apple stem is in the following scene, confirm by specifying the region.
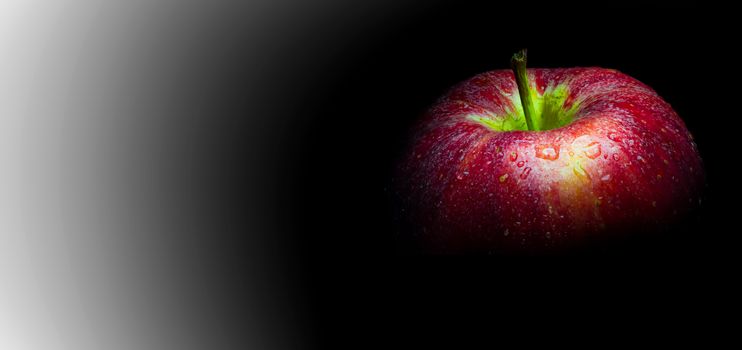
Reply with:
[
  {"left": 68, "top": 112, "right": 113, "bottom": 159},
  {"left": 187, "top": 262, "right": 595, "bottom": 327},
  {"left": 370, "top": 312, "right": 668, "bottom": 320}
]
[{"left": 511, "top": 49, "right": 537, "bottom": 131}]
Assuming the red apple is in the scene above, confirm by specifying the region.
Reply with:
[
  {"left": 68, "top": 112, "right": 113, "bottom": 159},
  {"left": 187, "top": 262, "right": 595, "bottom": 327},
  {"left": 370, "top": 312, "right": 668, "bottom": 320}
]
[{"left": 396, "top": 50, "right": 704, "bottom": 254}]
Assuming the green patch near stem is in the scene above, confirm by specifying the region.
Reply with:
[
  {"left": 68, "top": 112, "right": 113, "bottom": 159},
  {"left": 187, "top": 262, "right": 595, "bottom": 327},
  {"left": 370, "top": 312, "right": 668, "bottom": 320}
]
[
  {"left": 467, "top": 84, "right": 579, "bottom": 132},
  {"left": 467, "top": 113, "right": 527, "bottom": 132}
]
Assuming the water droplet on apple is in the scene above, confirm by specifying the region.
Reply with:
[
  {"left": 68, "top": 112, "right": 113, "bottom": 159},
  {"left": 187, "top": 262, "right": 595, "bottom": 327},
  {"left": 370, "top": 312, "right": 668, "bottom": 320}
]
[
  {"left": 601, "top": 174, "right": 611, "bottom": 181},
  {"left": 503, "top": 229, "right": 509, "bottom": 236},
  {"left": 520, "top": 167, "right": 532, "bottom": 179},
  {"left": 535, "top": 144, "right": 559, "bottom": 160},
  {"left": 537, "top": 82, "right": 546, "bottom": 94},
  {"left": 612, "top": 154, "right": 620, "bottom": 161},
  {"left": 608, "top": 132, "right": 621, "bottom": 142},
  {"left": 509, "top": 152, "right": 518, "bottom": 162},
  {"left": 517, "top": 161, "right": 525, "bottom": 167},
  {"left": 583, "top": 142, "right": 602, "bottom": 159}
]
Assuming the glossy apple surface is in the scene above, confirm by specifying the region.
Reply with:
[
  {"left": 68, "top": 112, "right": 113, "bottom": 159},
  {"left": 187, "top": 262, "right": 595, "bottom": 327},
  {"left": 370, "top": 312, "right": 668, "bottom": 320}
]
[{"left": 396, "top": 67, "right": 704, "bottom": 254}]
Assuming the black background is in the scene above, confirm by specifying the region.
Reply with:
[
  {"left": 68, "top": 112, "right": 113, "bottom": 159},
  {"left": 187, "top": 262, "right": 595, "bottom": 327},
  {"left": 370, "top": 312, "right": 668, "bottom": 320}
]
[{"left": 246, "top": 1, "right": 737, "bottom": 347}]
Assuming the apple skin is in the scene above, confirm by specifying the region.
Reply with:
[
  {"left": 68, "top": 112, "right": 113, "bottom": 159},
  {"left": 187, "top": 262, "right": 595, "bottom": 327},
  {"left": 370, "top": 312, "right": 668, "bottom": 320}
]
[{"left": 396, "top": 68, "right": 704, "bottom": 254}]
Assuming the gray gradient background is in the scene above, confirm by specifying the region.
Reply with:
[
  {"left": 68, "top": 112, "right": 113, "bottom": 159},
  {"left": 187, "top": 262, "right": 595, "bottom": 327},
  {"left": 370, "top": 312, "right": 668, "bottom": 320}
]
[{"left": 0, "top": 0, "right": 393, "bottom": 348}]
